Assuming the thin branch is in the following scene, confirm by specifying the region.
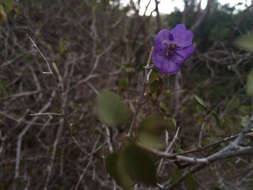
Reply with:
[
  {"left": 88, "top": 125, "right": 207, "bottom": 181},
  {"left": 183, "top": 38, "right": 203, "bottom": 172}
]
[
  {"left": 169, "top": 146, "right": 253, "bottom": 190},
  {"left": 74, "top": 135, "right": 102, "bottom": 190},
  {"left": 43, "top": 63, "right": 67, "bottom": 190},
  {"left": 143, "top": 0, "right": 152, "bottom": 16},
  {"left": 27, "top": 34, "right": 53, "bottom": 74},
  {"left": 154, "top": 0, "right": 161, "bottom": 32},
  {"left": 102, "top": 124, "right": 113, "bottom": 153},
  {"left": 168, "top": 114, "right": 253, "bottom": 189},
  {"left": 158, "top": 127, "right": 181, "bottom": 174},
  {"left": 127, "top": 47, "right": 153, "bottom": 137},
  {"left": 137, "top": 142, "right": 209, "bottom": 164},
  {"left": 29, "top": 112, "right": 63, "bottom": 116},
  {"left": 233, "top": 115, "right": 253, "bottom": 146},
  {"left": 191, "top": 0, "right": 214, "bottom": 32},
  {"left": 14, "top": 90, "right": 56, "bottom": 190},
  {"left": 198, "top": 122, "right": 206, "bottom": 148}
]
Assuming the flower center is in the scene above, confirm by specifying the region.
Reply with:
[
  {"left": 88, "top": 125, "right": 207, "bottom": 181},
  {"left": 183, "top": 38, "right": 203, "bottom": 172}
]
[
  {"left": 169, "top": 43, "right": 176, "bottom": 51},
  {"left": 166, "top": 43, "right": 176, "bottom": 56},
  {"left": 162, "top": 41, "right": 177, "bottom": 56}
]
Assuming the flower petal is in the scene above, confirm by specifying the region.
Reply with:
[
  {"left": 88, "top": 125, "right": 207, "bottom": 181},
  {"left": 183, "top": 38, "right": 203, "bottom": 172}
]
[
  {"left": 161, "top": 60, "right": 180, "bottom": 74},
  {"left": 154, "top": 29, "right": 170, "bottom": 46},
  {"left": 152, "top": 53, "right": 180, "bottom": 74},
  {"left": 154, "top": 42, "right": 167, "bottom": 56},
  {"left": 152, "top": 26, "right": 194, "bottom": 74},
  {"left": 168, "top": 45, "right": 195, "bottom": 68},
  {"left": 152, "top": 52, "right": 164, "bottom": 69},
  {"left": 171, "top": 53, "right": 184, "bottom": 67},
  {"left": 176, "top": 45, "right": 195, "bottom": 61},
  {"left": 170, "top": 24, "right": 193, "bottom": 47}
]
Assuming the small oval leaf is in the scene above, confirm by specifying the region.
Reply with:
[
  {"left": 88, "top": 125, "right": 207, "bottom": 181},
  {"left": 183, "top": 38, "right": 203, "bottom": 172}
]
[
  {"left": 247, "top": 70, "right": 253, "bottom": 96},
  {"left": 137, "top": 115, "right": 168, "bottom": 149},
  {"left": 105, "top": 153, "right": 121, "bottom": 184},
  {"left": 193, "top": 95, "right": 207, "bottom": 109},
  {"left": 96, "top": 90, "right": 130, "bottom": 127},
  {"left": 105, "top": 152, "right": 133, "bottom": 190},
  {"left": 120, "top": 142, "right": 157, "bottom": 186}
]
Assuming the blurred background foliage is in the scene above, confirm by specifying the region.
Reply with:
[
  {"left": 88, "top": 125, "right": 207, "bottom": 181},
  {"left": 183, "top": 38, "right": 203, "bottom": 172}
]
[{"left": 0, "top": 0, "right": 253, "bottom": 189}]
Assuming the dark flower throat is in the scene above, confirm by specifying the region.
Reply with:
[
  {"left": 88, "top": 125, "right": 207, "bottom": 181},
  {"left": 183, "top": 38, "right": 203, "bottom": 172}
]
[{"left": 166, "top": 43, "right": 176, "bottom": 56}]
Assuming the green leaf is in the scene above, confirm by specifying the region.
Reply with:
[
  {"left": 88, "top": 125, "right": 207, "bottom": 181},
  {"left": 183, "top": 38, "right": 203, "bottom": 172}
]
[
  {"left": 235, "top": 32, "right": 253, "bottom": 52},
  {"left": 247, "top": 70, "right": 253, "bottom": 96},
  {"left": 193, "top": 95, "right": 207, "bottom": 109},
  {"left": 105, "top": 153, "right": 121, "bottom": 184},
  {"left": 0, "top": 5, "right": 6, "bottom": 22},
  {"left": 120, "top": 142, "right": 157, "bottom": 186},
  {"left": 175, "top": 147, "right": 184, "bottom": 154},
  {"left": 123, "top": 63, "right": 135, "bottom": 73},
  {"left": 241, "top": 115, "right": 250, "bottom": 127},
  {"left": 185, "top": 174, "right": 198, "bottom": 190},
  {"left": 170, "top": 168, "right": 183, "bottom": 185},
  {"left": 159, "top": 102, "right": 171, "bottom": 116},
  {"left": 118, "top": 78, "right": 129, "bottom": 90},
  {"left": 0, "top": 0, "right": 13, "bottom": 13},
  {"left": 5, "top": 0, "right": 13, "bottom": 12},
  {"left": 105, "top": 152, "right": 133, "bottom": 190},
  {"left": 0, "top": 80, "right": 9, "bottom": 98},
  {"left": 137, "top": 131, "right": 164, "bottom": 149},
  {"left": 212, "top": 111, "right": 223, "bottom": 128},
  {"left": 105, "top": 142, "right": 157, "bottom": 190},
  {"left": 149, "top": 73, "right": 163, "bottom": 100},
  {"left": 96, "top": 90, "right": 130, "bottom": 127},
  {"left": 69, "top": 104, "right": 81, "bottom": 110},
  {"left": 136, "top": 115, "right": 168, "bottom": 149}
]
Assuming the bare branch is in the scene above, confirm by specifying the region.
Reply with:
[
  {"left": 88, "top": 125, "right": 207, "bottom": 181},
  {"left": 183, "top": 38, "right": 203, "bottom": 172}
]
[
  {"left": 127, "top": 47, "right": 154, "bottom": 137},
  {"left": 191, "top": 0, "right": 215, "bottom": 32},
  {"left": 154, "top": 0, "right": 161, "bottom": 32},
  {"left": 27, "top": 34, "right": 53, "bottom": 74},
  {"left": 14, "top": 90, "right": 56, "bottom": 190}
]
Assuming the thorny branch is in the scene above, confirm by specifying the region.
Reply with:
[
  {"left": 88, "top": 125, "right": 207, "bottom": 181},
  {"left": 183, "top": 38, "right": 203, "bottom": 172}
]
[
  {"left": 13, "top": 90, "right": 56, "bottom": 190},
  {"left": 167, "top": 115, "right": 253, "bottom": 189},
  {"left": 1, "top": 1, "right": 253, "bottom": 190}
]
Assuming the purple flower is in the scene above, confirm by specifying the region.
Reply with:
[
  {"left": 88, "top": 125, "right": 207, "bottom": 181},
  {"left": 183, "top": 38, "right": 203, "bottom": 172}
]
[{"left": 152, "top": 24, "right": 195, "bottom": 74}]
